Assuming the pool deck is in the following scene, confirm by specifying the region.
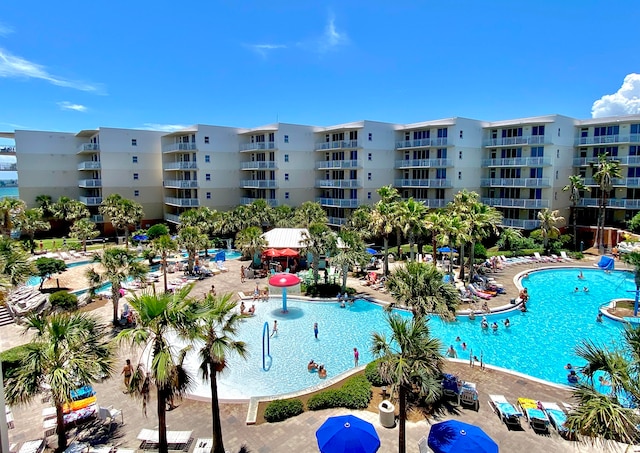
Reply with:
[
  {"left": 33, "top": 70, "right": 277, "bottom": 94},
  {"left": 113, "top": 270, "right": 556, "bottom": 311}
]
[{"left": 1, "top": 252, "right": 632, "bottom": 452}]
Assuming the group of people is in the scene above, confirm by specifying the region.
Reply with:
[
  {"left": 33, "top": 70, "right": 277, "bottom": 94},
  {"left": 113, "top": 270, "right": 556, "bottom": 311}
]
[
  {"left": 480, "top": 316, "right": 510, "bottom": 331},
  {"left": 253, "top": 283, "right": 269, "bottom": 302},
  {"left": 239, "top": 301, "right": 256, "bottom": 316},
  {"left": 337, "top": 292, "right": 354, "bottom": 308},
  {"left": 307, "top": 360, "right": 327, "bottom": 378}
]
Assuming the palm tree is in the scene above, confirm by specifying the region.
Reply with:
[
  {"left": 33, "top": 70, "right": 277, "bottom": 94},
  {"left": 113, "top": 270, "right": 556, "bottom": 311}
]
[
  {"left": 622, "top": 251, "right": 640, "bottom": 316},
  {"left": 331, "top": 230, "right": 370, "bottom": 291},
  {"left": 371, "top": 314, "right": 445, "bottom": 453},
  {"left": 270, "top": 205, "right": 296, "bottom": 228},
  {"left": 51, "top": 196, "right": 89, "bottom": 231},
  {"left": 153, "top": 234, "right": 178, "bottom": 293},
  {"left": 117, "top": 286, "right": 197, "bottom": 453},
  {"left": 563, "top": 174, "right": 590, "bottom": 251},
  {"left": 177, "top": 225, "right": 209, "bottom": 274},
  {"left": 424, "top": 210, "right": 449, "bottom": 263},
  {"left": 397, "top": 198, "right": 427, "bottom": 262},
  {"left": 344, "top": 205, "right": 373, "bottom": 240},
  {"left": 192, "top": 293, "right": 248, "bottom": 453},
  {"left": 0, "top": 237, "right": 35, "bottom": 286},
  {"left": 465, "top": 200, "right": 502, "bottom": 283},
  {"left": 234, "top": 226, "right": 266, "bottom": 261},
  {"left": 5, "top": 312, "right": 113, "bottom": 452},
  {"left": 16, "top": 207, "right": 51, "bottom": 253},
  {"left": 592, "top": 153, "right": 622, "bottom": 254},
  {"left": 68, "top": 218, "right": 99, "bottom": 253},
  {"left": 292, "top": 201, "right": 328, "bottom": 228},
  {"left": 247, "top": 199, "right": 273, "bottom": 228},
  {"left": 99, "top": 194, "right": 145, "bottom": 248},
  {"left": 0, "top": 197, "right": 26, "bottom": 238},
  {"left": 537, "top": 208, "right": 564, "bottom": 254},
  {"left": 495, "top": 227, "right": 523, "bottom": 254},
  {"left": 35, "top": 194, "right": 53, "bottom": 217},
  {"left": 371, "top": 186, "right": 400, "bottom": 276},
  {"left": 86, "top": 247, "right": 148, "bottom": 323},
  {"left": 301, "top": 222, "right": 337, "bottom": 285},
  {"left": 385, "top": 262, "right": 459, "bottom": 319}
]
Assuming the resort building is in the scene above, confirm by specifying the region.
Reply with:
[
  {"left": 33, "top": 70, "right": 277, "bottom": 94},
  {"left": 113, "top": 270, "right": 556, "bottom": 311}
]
[{"left": 8, "top": 113, "right": 640, "bottom": 235}]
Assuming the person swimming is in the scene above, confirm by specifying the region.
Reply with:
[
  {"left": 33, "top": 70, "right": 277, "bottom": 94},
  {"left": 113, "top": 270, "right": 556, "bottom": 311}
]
[
  {"left": 567, "top": 370, "right": 578, "bottom": 384},
  {"left": 461, "top": 342, "right": 467, "bottom": 351},
  {"left": 307, "top": 360, "right": 319, "bottom": 372},
  {"left": 583, "top": 286, "right": 589, "bottom": 292},
  {"left": 481, "top": 317, "right": 489, "bottom": 329},
  {"left": 503, "top": 318, "right": 511, "bottom": 327},
  {"left": 446, "top": 345, "right": 457, "bottom": 358},
  {"left": 491, "top": 322, "right": 498, "bottom": 331},
  {"left": 596, "top": 312, "right": 603, "bottom": 323},
  {"left": 578, "top": 270, "right": 585, "bottom": 280}
]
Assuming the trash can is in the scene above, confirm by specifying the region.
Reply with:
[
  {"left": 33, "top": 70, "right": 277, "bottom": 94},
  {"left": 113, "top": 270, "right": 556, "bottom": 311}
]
[{"left": 378, "top": 400, "right": 395, "bottom": 428}]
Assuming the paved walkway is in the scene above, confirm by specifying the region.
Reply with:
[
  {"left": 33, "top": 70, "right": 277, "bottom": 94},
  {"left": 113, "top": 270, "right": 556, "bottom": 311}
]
[{"left": 1, "top": 253, "right": 629, "bottom": 453}]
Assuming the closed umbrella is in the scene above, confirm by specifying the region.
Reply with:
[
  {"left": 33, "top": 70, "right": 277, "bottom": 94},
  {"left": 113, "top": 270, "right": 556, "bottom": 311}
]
[
  {"left": 428, "top": 420, "right": 498, "bottom": 453},
  {"left": 316, "top": 415, "right": 380, "bottom": 453}
]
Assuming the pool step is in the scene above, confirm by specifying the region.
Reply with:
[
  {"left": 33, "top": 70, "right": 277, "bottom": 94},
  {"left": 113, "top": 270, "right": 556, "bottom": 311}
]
[{"left": 0, "top": 305, "right": 14, "bottom": 326}]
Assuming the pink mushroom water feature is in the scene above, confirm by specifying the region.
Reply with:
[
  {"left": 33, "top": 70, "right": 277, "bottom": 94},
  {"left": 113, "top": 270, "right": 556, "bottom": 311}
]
[{"left": 268, "top": 273, "right": 301, "bottom": 313}]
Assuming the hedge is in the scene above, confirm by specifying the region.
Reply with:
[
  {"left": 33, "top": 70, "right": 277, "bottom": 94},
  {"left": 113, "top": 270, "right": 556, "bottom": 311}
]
[
  {"left": 49, "top": 290, "right": 78, "bottom": 310},
  {"left": 264, "top": 398, "right": 304, "bottom": 423},
  {"left": 307, "top": 374, "right": 372, "bottom": 411},
  {"left": 365, "top": 359, "right": 389, "bottom": 387},
  {"left": 0, "top": 344, "right": 35, "bottom": 379}
]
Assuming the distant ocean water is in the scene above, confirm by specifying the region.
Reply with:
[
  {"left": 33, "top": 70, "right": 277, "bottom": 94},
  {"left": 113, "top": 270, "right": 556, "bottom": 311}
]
[{"left": 0, "top": 186, "right": 19, "bottom": 199}]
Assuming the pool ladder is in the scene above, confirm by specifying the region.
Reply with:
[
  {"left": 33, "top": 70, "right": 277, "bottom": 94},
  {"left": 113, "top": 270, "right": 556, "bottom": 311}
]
[{"left": 262, "top": 322, "right": 272, "bottom": 371}]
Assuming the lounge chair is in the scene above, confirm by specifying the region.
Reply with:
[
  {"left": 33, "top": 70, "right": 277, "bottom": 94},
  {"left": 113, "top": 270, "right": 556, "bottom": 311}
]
[
  {"left": 98, "top": 405, "right": 123, "bottom": 425},
  {"left": 488, "top": 394, "right": 522, "bottom": 428},
  {"left": 517, "top": 398, "right": 550, "bottom": 432},
  {"left": 550, "top": 254, "right": 563, "bottom": 262},
  {"left": 533, "top": 252, "right": 550, "bottom": 263},
  {"left": 560, "top": 251, "right": 574, "bottom": 261},
  {"left": 539, "top": 401, "right": 569, "bottom": 434},
  {"left": 467, "top": 284, "right": 492, "bottom": 300},
  {"left": 137, "top": 429, "right": 193, "bottom": 451},
  {"left": 193, "top": 438, "right": 213, "bottom": 453}
]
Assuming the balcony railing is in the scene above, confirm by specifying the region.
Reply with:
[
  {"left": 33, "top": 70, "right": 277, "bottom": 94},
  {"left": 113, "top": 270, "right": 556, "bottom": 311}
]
[
  {"left": 482, "top": 136, "right": 547, "bottom": 147},
  {"left": 572, "top": 157, "right": 600, "bottom": 166},
  {"left": 79, "top": 196, "right": 102, "bottom": 206},
  {"left": 394, "top": 158, "right": 452, "bottom": 168},
  {"left": 315, "top": 160, "right": 361, "bottom": 169},
  {"left": 90, "top": 215, "right": 104, "bottom": 223},
  {"left": 395, "top": 138, "right": 449, "bottom": 148},
  {"left": 394, "top": 179, "right": 452, "bottom": 188},
  {"left": 162, "top": 143, "right": 197, "bottom": 153},
  {"left": 327, "top": 216, "right": 348, "bottom": 226},
  {"left": 164, "top": 213, "right": 181, "bottom": 224},
  {"left": 240, "top": 180, "right": 278, "bottom": 188},
  {"left": 315, "top": 179, "right": 361, "bottom": 188},
  {"left": 239, "top": 142, "right": 276, "bottom": 152},
  {"left": 481, "top": 157, "right": 551, "bottom": 167},
  {"left": 316, "top": 198, "right": 360, "bottom": 208},
  {"left": 619, "top": 155, "right": 640, "bottom": 165},
  {"left": 78, "top": 179, "right": 102, "bottom": 188},
  {"left": 480, "top": 178, "right": 550, "bottom": 187},
  {"left": 78, "top": 143, "right": 100, "bottom": 152},
  {"left": 574, "top": 134, "right": 640, "bottom": 146},
  {"left": 0, "top": 162, "right": 17, "bottom": 171},
  {"left": 240, "top": 197, "right": 278, "bottom": 207},
  {"left": 481, "top": 198, "right": 550, "bottom": 209},
  {"left": 583, "top": 177, "right": 628, "bottom": 186},
  {"left": 576, "top": 198, "right": 640, "bottom": 209},
  {"left": 500, "top": 219, "right": 541, "bottom": 230},
  {"left": 240, "top": 161, "right": 277, "bottom": 170},
  {"left": 163, "top": 180, "right": 198, "bottom": 188},
  {"left": 314, "top": 140, "right": 359, "bottom": 151},
  {"left": 163, "top": 162, "right": 198, "bottom": 170},
  {"left": 77, "top": 161, "right": 101, "bottom": 170},
  {"left": 165, "top": 197, "right": 200, "bottom": 207},
  {"left": 413, "top": 198, "right": 452, "bottom": 209}
]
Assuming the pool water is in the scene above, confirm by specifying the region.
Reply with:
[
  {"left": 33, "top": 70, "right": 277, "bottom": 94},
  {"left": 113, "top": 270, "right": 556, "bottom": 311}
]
[{"left": 182, "top": 268, "right": 634, "bottom": 400}]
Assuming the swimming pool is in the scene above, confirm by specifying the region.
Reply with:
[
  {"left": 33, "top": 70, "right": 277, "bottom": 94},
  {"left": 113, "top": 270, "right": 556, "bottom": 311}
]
[
  {"left": 26, "top": 260, "right": 91, "bottom": 286},
  {"left": 178, "top": 267, "right": 634, "bottom": 400}
]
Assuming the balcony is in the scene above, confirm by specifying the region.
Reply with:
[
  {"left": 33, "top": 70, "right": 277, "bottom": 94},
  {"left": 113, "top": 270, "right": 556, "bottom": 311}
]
[
  {"left": 77, "top": 143, "right": 100, "bottom": 153},
  {"left": 163, "top": 162, "right": 198, "bottom": 170},
  {"left": 574, "top": 134, "right": 640, "bottom": 146},
  {"left": 394, "top": 158, "right": 452, "bottom": 168},
  {"left": 315, "top": 179, "right": 361, "bottom": 188},
  {"left": 162, "top": 143, "right": 197, "bottom": 153},
  {"left": 482, "top": 136, "right": 547, "bottom": 147},
  {"left": 78, "top": 179, "right": 102, "bottom": 188},
  {"left": 240, "top": 180, "right": 277, "bottom": 188},
  {"left": 165, "top": 197, "right": 200, "bottom": 207},
  {"left": 316, "top": 198, "right": 360, "bottom": 208},
  {"left": 315, "top": 160, "right": 361, "bottom": 170},
  {"left": 79, "top": 196, "right": 102, "bottom": 206},
  {"left": 314, "top": 140, "right": 359, "bottom": 151},
  {"left": 164, "top": 213, "right": 181, "bottom": 224},
  {"left": 240, "top": 197, "right": 278, "bottom": 207},
  {"left": 572, "top": 157, "right": 599, "bottom": 166},
  {"left": 619, "top": 155, "right": 640, "bottom": 165},
  {"left": 413, "top": 199, "right": 452, "bottom": 209},
  {"left": 240, "top": 142, "right": 276, "bottom": 152},
  {"left": 90, "top": 215, "right": 104, "bottom": 223},
  {"left": 394, "top": 179, "right": 452, "bottom": 188},
  {"left": 583, "top": 177, "right": 628, "bottom": 186},
  {"left": 327, "top": 216, "right": 348, "bottom": 226},
  {"left": 77, "top": 161, "right": 101, "bottom": 170},
  {"left": 500, "top": 219, "right": 541, "bottom": 230},
  {"left": 395, "top": 138, "right": 449, "bottom": 149},
  {"left": 481, "top": 198, "right": 550, "bottom": 209},
  {"left": 481, "top": 157, "right": 552, "bottom": 167},
  {"left": 240, "top": 161, "right": 277, "bottom": 170},
  {"left": 163, "top": 180, "right": 198, "bottom": 189},
  {"left": 577, "top": 198, "right": 640, "bottom": 209},
  {"left": 480, "top": 178, "right": 550, "bottom": 188},
  {"left": 0, "top": 162, "right": 17, "bottom": 171}
]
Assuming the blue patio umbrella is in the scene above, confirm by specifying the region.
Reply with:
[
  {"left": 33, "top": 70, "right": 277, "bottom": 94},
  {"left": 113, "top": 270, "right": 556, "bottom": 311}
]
[
  {"left": 428, "top": 420, "right": 498, "bottom": 453},
  {"left": 316, "top": 415, "right": 380, "bottom": 453},
  {"left": 365, "top": 247, "right": 377, "bottom": 255},
  {"left": 437, "top": 247, "right": 457, "bottom": 253},
  {"left": 133, "top": 234, "right": 148, "bottom": 241}
]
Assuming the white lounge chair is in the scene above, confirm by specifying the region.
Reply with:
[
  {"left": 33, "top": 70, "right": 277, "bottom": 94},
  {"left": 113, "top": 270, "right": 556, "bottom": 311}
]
[
  {"left": 517, "top": 398, "right": 550, "bottom": 432},
  {"left": 560, "top": 251, "right": 574, "bottom": 261},
  {"left": 59, "top": 251, "right": 72, "bottom": 260},
  {"left": 216, "top": 261, "right": 228, "bottom": 272},
  {"left": 488, "top": 394, "right": 522, "bottom": 429},
  {"left": 539, "top": 401, "right": 569, "bottom": 434},
  {"left": 137, "top": 429, "right": 193, "bottom": 450},
  {"left": 98, "top": 405, "right": 123, "bottom": 425},
  {"left": 417, "top": 436, "right": 429, "bottom": 453},
  {"left": 193, "top": 439, "right": 213, "bottom": 453}
]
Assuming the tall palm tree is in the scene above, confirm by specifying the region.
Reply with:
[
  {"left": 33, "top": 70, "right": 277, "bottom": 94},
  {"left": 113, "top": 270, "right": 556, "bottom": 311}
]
[
  {"left": 234, "top": 226, "right": 266, "bottom": 261},
  {"left": 397, "top": 198, "right": 427, "bottom": 262},
  {"left": 68, "top": 218, "right": 99, "bottom": 253},
  {"left": 0, "top": 197, "right": 26, "bottom": 238},
  {"left": 301, "top": 222, "right": 337, "bottom": 285},
  {"left": 86, "top": 247, "right": 148, "bottom": 323},
  {"left": 292, "top": 201, "right": 328, "bottom": 228},
  {"left": 16, "top": 207, "right": 51, "bottom": 253},
  {"left": 537, "top": 208, "right": 564, "bottom": 254},
  {"left": 465, "top": 201, "right": 502, "bottom": 283},
  {"left": 192, "top": 293, "right": 248, "bottom": 453},
  {"left": 177, "top": 225, "right": 209, "bottom": 274},
  {"left": 344, "top": 205, "right": 373, "bottom": 240},
  {"left": 35, "top": 194, "right": 53, "bottom": 217},
  {"left": 153, "top": 234, "right": 179, "bottom": 293},
  {"left": 0, "top": 237, "right": 35, "bottom": 286},
  {"left": 331, "top": 230, "right": 370, "bottom": 291},
  {"left": 424, "top": 210, "right": 449, "bottom": 263},
  {"left": 371, "top": 314, "right": 445, "bottom": 453},
  {"left": 563, "top": 174, "right": 590, "bottom": 251},
  {"left": 371, "top": 186, "right": 400, "bottom": 276},
  {"left": 592, "top": 153, "right": 622, "bottom": 254},
  {"left": 5, "top": 312, "right": 113, "bottom": 452},
  {"left": 270, "top": 204, "right": 296, "bottom": 228},
  {"left": 117, "top": 286, "right": 197, "bottom": 453},
  {"left": 247, "top": 199, "right": 273, "bottom": 228},
  {"left": 179, "top": 207, "right": 217, "bottom": 257},
  {"left": 100, "top": 194, "right": 145, "bottom": 248},
  {"left": 495, "top": 227, "right": 523, "bottom": 254},
  {"left": 51, "top": 196, "right": 89, "bottom": 233},
  {"left": 385, "top": 262, "right": 458, "bottom": 319}
]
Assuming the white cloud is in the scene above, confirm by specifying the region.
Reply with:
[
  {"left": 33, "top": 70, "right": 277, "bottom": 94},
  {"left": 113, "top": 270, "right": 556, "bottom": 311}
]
[
  {"left": 0, "top": 23, "right": 14, "bottom": 36},
  {"left": 591, "top": 73, "right": 640, "bottom": 118},
  {"left": 245, "top": 43, "right": 287, "bottom": 58},
  {"left": 141, "top": 123, "right": 191, "bottom": 132},
  {"left": 0, "top": 47, "right": 105, "bottom": 93},
  {"left": 57, "top": 101, "right": 87, "bottom": 112},
  {"left": 319, "top": 14, "right": 347, "bottom": 52}
]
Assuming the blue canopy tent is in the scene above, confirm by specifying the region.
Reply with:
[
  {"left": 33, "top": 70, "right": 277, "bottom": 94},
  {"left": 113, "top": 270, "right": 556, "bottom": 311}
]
[{"left": 597, "top": 255, "right": 615, "bottom": 271}]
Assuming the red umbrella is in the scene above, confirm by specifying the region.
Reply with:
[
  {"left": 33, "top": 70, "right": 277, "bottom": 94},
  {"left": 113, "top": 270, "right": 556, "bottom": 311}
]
[
  {"left": 263, "top": 248, "right": 282, "bottom": 257},
  {"left": 269, "top": 273, "right": 301, "bottom": 287},
  {"left": 279, "top": 248, "right": 300, "bottom": 257}
]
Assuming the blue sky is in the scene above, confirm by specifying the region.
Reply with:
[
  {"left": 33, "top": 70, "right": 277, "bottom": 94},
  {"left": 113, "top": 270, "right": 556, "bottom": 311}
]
[{"left": 1, "top": 0, "right": 640, "bottom": 141}]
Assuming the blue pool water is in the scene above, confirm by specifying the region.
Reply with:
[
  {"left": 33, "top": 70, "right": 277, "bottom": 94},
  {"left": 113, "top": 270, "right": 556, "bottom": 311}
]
[
  {"left": 26, "top": 260, "right": 91, "bottom": 286},
  {"left": 181, "top": 268, "right": 634, "bottom": 400}
]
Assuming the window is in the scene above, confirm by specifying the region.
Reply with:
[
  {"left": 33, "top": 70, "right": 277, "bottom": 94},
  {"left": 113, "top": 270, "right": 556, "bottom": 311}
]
[
  {"left": 367, "top": 172, "right": 372, "bottom": 180},
  {"left": 284, "top": 154, "right": 289, "bottom": 162},
  {"left": 133, "top": 173, "right": 139, "bottom": 180},
  {"left": 459, "top": 130, "right": 463, "bottom": 139},
  {"left": 531, "top": 147, "right": 544, "bottom": 157},
  {"left": 436, "top": 168, "right": 447, "bottom": 179},
  {"left": 631, "top": 145, "right": 639, "bottom": 156},
  {"left": 632, "top": 124, "right": 640, "bottom": 134},
  {"left": 555, "top": 170, "right": 559, "bottom": 180},
  {"left": 554, "top": 191, "right": 557, "bottom": 200},
  {"left": 285, "top": 173, "right": 289, "bottom": 181},
  {"left": 557, "top": 149, "right": 559, "bottom": 158},
  {"left": 368, "top": 153, "right": 372, "bottom": 161},
  {"left": 532, "top": 125, "right": 545, "bottom": 136},
  {"left": 206, "top": 174, "right": 211, "bottom": 181},
  {"left": 206, "top": 192, "right": 211, "bottom": 199},
  {"left": 628, "top": 167, "right": 640, "bottom": 177},
  {"left": 459, "top": 151, "right": 463, "bottom": 159},
  {"left": 458, "top": 171, "right": 462, "bottom": 180},
  {"left": 134, "top": 190, "right": 139, "bottom": 197},
  {"left": 368, "top": 192, "right": 371, "bottom": 199},
  {"left": 285, "top": 192, "right": 289, "bottom": 199},
  {"left": 437, "top": 128, "right": 448, "bottom": 138},
  {"left": 368, "top": 133, "right": 372, "bottom": 141},
  {"left": 131, "top": 139, "right": 137, "bottom": 146},
  {"left": 132, "top": 156, "right": 138, "bottom": 163},
  {"left": 204, "top": 136, "right": 209, "bottom": 144},
  {"left": 205, "top": 155, "right": 210, "bottom": 163},
  {"left": 284, "top": 135, "right": 289, "bottom": 143}
]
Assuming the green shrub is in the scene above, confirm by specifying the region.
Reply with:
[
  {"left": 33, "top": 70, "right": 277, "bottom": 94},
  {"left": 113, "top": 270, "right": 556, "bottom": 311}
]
[
  {"left": 365, "top": 359, "right": 387, "bottom": 386},
  {"left": 263, "top": 398, "right": 304, "bottom": 423},
  {"left": 307, "top": 375, "right": 372, "bottom": 411},
  {"left": 0, "top": 344, "right": 35, "bottom": 379},
  {"left": 474, "top": 243, "right": 487, "bottom": 260},
  {"left": 307, "top": 389, "right": 344, "bottom": 410},
  {"left": 49, "top": 290, "right": 78, "bottom": 310}
]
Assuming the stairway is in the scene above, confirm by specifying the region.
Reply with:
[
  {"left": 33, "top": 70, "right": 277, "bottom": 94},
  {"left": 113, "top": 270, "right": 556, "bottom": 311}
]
[{"left": 0, "top": 304, "right": 14, "bottom": 326}]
